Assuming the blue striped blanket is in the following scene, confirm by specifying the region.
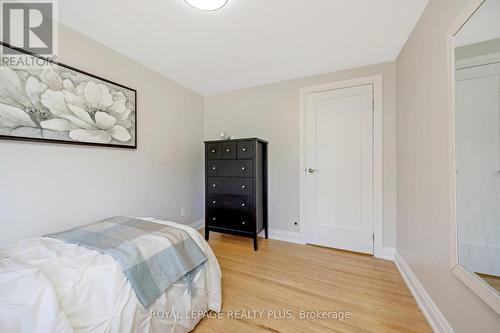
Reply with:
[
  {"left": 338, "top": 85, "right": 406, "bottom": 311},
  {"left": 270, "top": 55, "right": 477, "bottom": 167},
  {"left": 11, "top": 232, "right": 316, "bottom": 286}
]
[{"left": 46, "top": 217, "right": 207, "bottom": 307}]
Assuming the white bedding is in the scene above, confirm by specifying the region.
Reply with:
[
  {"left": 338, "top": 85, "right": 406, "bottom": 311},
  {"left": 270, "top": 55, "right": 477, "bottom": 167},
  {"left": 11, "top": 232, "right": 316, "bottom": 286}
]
[{"left": 0, "top": 218, "right": 222, "bottom": 333}]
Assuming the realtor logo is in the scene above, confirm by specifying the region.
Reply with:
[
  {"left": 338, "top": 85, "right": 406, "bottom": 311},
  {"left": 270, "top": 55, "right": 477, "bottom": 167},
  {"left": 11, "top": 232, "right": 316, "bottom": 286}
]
[{"left": 1, "top": 0, "right": 57, "bottom": 55}]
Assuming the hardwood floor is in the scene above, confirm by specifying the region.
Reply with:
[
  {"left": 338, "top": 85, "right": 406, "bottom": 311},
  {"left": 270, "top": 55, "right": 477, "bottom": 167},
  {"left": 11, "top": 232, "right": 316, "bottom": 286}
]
[
  {"left": 194, "top": 232, "right": 432, "bottom": 333},
  {"left": 477, "top": 273, "right": 500, "bottom": 293}
]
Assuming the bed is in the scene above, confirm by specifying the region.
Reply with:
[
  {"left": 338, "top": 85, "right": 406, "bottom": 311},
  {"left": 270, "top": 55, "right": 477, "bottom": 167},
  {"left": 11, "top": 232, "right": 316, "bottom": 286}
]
[{"left": 0, "top": 218, "right": 222, "bottom": 333}]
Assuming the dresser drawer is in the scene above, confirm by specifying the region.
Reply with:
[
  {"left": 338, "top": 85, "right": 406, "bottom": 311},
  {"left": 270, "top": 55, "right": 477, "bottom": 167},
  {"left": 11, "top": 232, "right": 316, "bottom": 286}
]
[
  {"left": 207, "top": 177, "right": 253, "bottom": 195},
  {"left": 207, "top": 160, "right": 253, "bottom": 178},
  {"left": 237, "top": 141, "right": 255, "bottom": 159},
  {"left": 207, "top": 194, "right": 253, "bottom": 211},
  {"left": 207, "top": 210, "right": 254, "bottom": 232},
  {"left": 221, "top": 141, "right": 237, "bottom": 159},
  {"left": 206, "top": 143, "right": 221, "bottom": 160}
]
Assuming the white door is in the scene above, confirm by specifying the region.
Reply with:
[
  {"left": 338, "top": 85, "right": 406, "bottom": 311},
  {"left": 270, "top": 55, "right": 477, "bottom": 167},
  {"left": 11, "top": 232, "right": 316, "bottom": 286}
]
[{"left": 305, "top": 84, "right": 374, "bottom": 254}]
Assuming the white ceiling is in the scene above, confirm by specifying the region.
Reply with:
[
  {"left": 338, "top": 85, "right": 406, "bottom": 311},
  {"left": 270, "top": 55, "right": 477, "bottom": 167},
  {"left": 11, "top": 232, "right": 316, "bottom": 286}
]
[{"left": 59, "top": 0, "right": 429, "bottom": 95}]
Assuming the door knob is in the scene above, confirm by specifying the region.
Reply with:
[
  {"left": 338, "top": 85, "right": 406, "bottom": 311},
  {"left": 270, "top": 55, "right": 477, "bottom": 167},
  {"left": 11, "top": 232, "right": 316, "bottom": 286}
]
[{"left": 308, "top": 168, "right": 318, "bottom": 173}]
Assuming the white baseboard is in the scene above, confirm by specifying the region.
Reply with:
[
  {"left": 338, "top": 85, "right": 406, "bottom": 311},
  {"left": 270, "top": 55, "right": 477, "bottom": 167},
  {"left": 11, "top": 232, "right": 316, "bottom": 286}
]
[
  {"left": 394, "top": 251, "right": 454, "bottom": 333},
  {"left": 258, "top": 229, "right": 306, "bottom": 244},
  {"left": 198, "top": 222, "right": 391, "bottom": 257},
  {"left": 192, "top": 221, "right": 303, "bottom": 244},
  {"left": 262, "top": 230, "right": 395, "bottom": 255},
  {"left": 189, "top": 219, "right": 205, "bottom": 230},
  {"left": 381, "top": 247, "right": 395, "bottom": 261}
]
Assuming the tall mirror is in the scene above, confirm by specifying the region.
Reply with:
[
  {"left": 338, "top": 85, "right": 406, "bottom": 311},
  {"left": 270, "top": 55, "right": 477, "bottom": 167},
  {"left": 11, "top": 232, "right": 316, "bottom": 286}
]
[{"left": 452, "top": 0, "right": 500, "bottom": 314}]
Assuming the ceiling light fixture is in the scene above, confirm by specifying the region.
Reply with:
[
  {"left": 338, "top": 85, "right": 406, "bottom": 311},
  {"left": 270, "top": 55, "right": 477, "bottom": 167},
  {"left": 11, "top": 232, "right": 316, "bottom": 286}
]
[{"left": 184, "top": 0, "right": 228, "bottom": 11}]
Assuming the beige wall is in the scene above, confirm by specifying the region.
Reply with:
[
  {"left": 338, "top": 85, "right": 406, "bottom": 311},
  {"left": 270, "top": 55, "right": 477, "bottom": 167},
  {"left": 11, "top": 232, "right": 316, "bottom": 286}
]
[
  {"left": 0, "top": 24, "right": 205, "bottom": 245},
  {"left": 204, "top": 62, "right": 397, "bottom": 248},
  {"left": 396, "top": 0, "right": 500, "bottom": 331}
]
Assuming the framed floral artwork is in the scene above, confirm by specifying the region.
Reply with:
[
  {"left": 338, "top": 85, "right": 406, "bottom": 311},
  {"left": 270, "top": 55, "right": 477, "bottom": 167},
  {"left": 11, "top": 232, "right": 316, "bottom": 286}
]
[{"left": 0, "top": 42, "right": 137, "bottom": 148}]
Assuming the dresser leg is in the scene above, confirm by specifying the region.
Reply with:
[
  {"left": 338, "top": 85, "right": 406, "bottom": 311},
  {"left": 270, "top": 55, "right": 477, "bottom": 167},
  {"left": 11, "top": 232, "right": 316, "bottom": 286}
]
[
  {"left": 205, "top": 229, "right": 209, "bottom": 241},
  {"left": 253, "top": 235, "right": 258, "bottom": 251},
  {"left": 265, "top": 225, "right": 269, "bottom": 239}
]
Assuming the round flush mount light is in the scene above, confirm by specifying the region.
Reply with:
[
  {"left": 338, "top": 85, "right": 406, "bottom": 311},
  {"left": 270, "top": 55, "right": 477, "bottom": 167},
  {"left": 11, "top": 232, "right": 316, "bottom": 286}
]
[{"left": 184, "top": 0, "right": 228, "bottom": 11}]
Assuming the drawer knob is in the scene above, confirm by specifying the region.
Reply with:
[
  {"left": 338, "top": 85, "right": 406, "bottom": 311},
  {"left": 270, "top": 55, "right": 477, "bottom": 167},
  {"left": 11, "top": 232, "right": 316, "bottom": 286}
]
[
  {"left": 212, "top": 217, "right": 217, "bottom": 221},
  {"left": 211, "top": 149, "right": 216, "bottom": 153},
  {"left": 212, "top": 184, "right": 217, "bottom": 187},
  {"left": 212, "top": 166, "right": 217, "bottom": 170},
  {"left": 241, "top": 185, "right": 246, "bottom": 189},
  {"left": 242, "top": 148, "right": 247, "bottom": 152},
  {"left": 212, "top": 200, "right": 216, "bottom": 204},
  {"left": 242, "top": 221, "right": 246, "bottom": 225},
  {"left": 241, "top": 166, "right": 246, "bottom": 170},
  {"left": 241, "top": 203, "right": 246, "bottom": 207},
  {"left": 226, "top": 148, "right": 231, "bottom": 152}
]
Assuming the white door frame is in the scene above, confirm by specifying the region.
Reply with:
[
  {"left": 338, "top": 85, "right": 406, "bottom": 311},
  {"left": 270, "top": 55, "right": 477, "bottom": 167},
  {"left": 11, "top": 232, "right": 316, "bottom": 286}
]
[{"left": 298, "top": 75, "right": 384, "bottom": 258}]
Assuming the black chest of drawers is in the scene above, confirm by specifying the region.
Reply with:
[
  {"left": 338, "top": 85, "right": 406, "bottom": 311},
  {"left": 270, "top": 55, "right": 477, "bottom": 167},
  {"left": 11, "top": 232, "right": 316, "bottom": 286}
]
[{"left": 204, "top": 138, "right": 268, "bottom": 251}]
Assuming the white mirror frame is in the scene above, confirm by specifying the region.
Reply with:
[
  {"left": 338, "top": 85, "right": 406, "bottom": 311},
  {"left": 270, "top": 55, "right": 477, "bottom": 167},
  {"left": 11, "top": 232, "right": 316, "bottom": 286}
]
[{"left": 448, "top": 0, "right": 500, "bottom": 315}]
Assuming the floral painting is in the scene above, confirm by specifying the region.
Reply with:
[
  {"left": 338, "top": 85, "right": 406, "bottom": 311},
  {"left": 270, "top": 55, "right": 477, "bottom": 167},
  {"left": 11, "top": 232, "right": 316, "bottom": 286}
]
[{"left": 0, "top": 45, "right": 136, "bottom": 148}]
